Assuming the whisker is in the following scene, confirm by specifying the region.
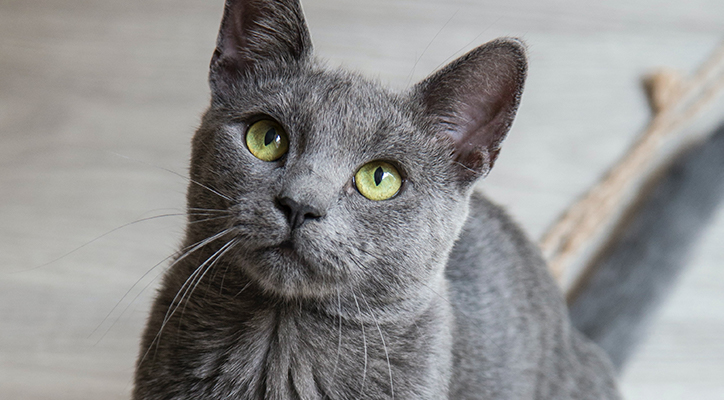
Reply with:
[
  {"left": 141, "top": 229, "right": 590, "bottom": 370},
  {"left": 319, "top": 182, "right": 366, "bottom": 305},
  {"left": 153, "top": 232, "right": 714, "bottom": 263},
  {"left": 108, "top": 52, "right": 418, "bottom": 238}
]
[
  {"left": 232, "top": 280, "right": 253, "bottom": 299},
  {"left": 17, "top": 212, "right": 187, "bottom": 274},
  {"left": 186, "top": 212, "right": 227, "bottom": 216},
  {"left": 352, "top": 292, "right": 368, "bottom": 395},
  {"left": 97, "top": 268, "right": 165, "bottom": 345},
  {"left": 453, "top": 160, "right": 479, "bottom": 175},
  {"left": 162, "top": 239, "right": 235, "bottom": 331},
  {"left": 348, "top": 245, "right": 503, "bottom": 351},
  {"left": 332, "top": 288, "right": 343, "bottom": 382},
  {"left": 178, "top": 239, "right": 238, "bottom": 324},
  {"left": 138, "top": 230, "right": 233, "bottom": 366},
  {"left": 187, "top": 207, "right": 231, "bottom": 213},
  {"left": 187, "top": 179, "right": 233, "bottom": 202},
  {"left": 361, "top": 292, "right": 394, "bottom": 399},
  {"left": 405, "top": 10, "right": 459, "bottom": 87},
  {"left": 90, "top": 253, "right": 174, "bottom": 340},
  {"left": 429, "top": 16, "right": 502, "bottom": 75},
  {"left": 187, "top": 215, "right": 232, "bottom": 225},
  {"left": 90, "top": 230, "right": 229, "bottom": 341},
  {"left": 217, "top": 261, "right": 233, "bottom": 295},
  {"left": 346, "top": 245, "right": 463, "bottom": 312},
  {"left": 107, "top": 151, "right": 234, "bottom": 202}
]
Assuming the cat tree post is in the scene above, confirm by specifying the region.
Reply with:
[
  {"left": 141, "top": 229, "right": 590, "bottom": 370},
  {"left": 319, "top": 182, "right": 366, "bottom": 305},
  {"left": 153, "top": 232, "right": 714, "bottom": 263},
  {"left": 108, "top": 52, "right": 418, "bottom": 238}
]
[{"left": 538, "top": 42, "right": 724, "bottom": 287}]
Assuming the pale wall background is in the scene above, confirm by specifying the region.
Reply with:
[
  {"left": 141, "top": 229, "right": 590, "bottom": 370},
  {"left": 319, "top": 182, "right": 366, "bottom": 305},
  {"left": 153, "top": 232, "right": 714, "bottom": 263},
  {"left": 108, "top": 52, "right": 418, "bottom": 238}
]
[{"left": 1, "top": 0, "right": 723, "bottom": 398}]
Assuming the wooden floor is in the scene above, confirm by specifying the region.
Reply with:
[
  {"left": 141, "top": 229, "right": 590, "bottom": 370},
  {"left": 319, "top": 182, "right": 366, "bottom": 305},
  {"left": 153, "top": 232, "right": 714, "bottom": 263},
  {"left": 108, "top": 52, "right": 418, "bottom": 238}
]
[{"left": 1, "top": 0, "right": 722, "bottom": 398}]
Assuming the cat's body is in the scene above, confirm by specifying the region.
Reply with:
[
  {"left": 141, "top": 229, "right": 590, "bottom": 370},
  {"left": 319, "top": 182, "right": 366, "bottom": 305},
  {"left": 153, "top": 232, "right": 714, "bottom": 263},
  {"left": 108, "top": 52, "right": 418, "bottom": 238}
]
[
  {"left": 135, "top": 193, "right": 618, "bottom": 399},
  {"left": 134, "top": 0, "right": 721, "bottom": 398}
]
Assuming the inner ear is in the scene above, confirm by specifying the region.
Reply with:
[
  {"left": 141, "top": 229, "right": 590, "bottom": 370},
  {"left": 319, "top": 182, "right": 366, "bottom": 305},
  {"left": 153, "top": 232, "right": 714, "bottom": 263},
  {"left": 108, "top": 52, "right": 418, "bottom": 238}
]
[
  {"left": 209, "top": 0, "right": 313, "bottom": 98},
  {"left": 414, "top": 38, "right": 527, "bottom": 182}
]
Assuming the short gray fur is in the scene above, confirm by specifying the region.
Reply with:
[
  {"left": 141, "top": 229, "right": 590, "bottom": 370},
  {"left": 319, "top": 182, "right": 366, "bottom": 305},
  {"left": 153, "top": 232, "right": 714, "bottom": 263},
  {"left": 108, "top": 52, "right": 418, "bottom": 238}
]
[
  {"left": 134, "top": 0, "right": 623, "bottom": 398},
  {"left": 569, "top": 124, "right": 724, "bottom": 371}
]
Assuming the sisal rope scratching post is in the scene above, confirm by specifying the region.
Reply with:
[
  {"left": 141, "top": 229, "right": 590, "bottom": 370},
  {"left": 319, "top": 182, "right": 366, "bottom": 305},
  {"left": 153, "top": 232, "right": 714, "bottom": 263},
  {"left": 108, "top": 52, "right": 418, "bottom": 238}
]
[{"left": 539, "top": 42, "right": 724, "bottom": 283}]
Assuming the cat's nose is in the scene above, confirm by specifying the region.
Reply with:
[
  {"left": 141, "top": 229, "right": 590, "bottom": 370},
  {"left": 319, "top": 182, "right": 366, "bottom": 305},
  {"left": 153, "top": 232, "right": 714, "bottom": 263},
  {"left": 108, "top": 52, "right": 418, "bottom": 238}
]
[{"left": 276, "top": 196, "right": 325, "bottom": 230}]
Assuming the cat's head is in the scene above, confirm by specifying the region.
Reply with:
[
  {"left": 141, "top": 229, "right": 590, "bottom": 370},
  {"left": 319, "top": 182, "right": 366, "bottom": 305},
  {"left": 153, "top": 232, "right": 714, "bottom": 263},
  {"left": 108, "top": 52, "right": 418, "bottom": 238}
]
[{"left": 188, "top": 0, "right": 526, "bottom": 301}]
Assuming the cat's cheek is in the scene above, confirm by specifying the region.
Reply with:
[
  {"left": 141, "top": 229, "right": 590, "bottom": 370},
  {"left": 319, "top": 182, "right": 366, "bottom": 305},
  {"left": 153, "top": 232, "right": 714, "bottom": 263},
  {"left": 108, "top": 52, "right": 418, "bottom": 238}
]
[{"left": 228, "top": 207, "right": 290, "bottom": 248}]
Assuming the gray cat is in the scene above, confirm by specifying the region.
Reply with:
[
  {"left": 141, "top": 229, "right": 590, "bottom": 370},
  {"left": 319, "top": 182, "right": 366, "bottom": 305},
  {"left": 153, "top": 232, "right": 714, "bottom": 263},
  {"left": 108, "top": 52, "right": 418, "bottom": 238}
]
[{"left": 133, "top": 0, "right": 724, "bottom": 398}]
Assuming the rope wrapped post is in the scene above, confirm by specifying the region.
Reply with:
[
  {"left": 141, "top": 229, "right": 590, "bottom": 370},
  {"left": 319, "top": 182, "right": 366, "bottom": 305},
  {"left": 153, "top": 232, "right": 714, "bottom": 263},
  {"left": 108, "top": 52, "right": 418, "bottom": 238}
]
[{"left": 539, "top": 42, "right": 724, "bottom": 284}]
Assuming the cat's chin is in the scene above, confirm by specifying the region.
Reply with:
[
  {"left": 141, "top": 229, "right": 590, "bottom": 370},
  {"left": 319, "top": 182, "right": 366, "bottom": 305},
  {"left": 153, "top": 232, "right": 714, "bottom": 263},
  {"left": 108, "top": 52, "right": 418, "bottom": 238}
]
[{"left": 239, "top": 239, "right": 342, "bottom": 299}]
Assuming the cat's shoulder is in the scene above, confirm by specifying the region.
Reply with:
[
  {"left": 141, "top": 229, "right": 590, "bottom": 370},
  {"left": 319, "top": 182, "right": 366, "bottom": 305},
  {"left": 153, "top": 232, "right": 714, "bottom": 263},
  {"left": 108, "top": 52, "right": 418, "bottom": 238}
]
[
  {"left": 460, "top": 189, "right": 540, "bottom": 258},
  {"left": 447, "top": 189, "right": 554, "bottom": 296}
]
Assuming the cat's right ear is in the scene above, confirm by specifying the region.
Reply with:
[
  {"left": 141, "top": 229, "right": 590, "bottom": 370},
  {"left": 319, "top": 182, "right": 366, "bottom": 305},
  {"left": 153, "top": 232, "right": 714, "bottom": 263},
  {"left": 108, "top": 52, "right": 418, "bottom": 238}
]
[{"left": 209, "top": 0, "right": 313, "bottom": 98}]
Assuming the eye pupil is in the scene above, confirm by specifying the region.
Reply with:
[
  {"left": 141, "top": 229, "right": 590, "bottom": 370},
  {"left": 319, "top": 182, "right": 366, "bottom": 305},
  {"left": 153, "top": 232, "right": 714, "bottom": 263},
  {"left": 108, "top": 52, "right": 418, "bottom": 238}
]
[
  {"left": 374, "top": 166, "right": 384, "bottom": 186},
  {"left": 264, "top": 128, "right": 277, "bottom": 146}
]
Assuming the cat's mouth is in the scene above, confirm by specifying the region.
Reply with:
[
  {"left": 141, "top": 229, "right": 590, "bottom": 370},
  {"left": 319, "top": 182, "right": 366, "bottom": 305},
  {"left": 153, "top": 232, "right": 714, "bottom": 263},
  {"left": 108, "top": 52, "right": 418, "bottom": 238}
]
[
  {"left": 275, "top": 239, "right": 300, "bottom": 258},
  {"left": 278, "top": 239, "right": 294, "bottom": 251},
  {"left": 242, "top": 236, "right": 340, "bottom": 298},
  {"left": 267, "top": 238, "right": 307, "bottom": 264}
]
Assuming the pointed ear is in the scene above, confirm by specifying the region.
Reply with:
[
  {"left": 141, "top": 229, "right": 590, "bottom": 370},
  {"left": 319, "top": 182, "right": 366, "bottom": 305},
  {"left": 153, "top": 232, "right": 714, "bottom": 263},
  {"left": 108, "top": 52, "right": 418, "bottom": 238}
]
[
  {"left": 209, "top": 0, "right": 313, "bottom": 97},
  {"left": 415, "top": 38, "right": 527, "bottom": 182}
]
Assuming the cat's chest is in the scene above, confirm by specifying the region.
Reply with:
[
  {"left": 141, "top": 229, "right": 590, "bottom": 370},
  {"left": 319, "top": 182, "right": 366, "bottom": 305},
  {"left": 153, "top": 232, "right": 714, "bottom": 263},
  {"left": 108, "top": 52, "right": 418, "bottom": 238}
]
[
  {"left": 194, "top": 306, "right": 326, "bottom": 399},
  {"left": 186, "top": 298, "right": 451, "bottom": 400}
]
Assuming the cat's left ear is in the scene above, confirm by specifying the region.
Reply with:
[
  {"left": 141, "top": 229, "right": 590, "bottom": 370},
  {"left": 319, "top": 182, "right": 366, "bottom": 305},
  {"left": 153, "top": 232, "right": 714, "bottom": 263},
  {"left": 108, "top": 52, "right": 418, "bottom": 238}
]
[
  {"left": 414, "top": 38, "right": 527, "bottom": 183},
  {"left": 209, "top": 0, "right": 313, "bottom": 98}
]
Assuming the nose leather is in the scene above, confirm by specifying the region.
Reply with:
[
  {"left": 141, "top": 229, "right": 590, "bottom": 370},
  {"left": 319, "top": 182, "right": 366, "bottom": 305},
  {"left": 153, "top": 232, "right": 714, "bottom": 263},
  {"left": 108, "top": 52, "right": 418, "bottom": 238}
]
[{"left": 276, "top": 196, "right": 325, "bottom": 230}]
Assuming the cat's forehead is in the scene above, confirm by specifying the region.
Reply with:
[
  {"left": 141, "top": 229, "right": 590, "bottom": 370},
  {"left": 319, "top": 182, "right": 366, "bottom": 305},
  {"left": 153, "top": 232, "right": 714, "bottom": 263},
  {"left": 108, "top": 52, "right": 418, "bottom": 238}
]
[{"left": 240, "top": 68, "right": 415, "bottom": 144}]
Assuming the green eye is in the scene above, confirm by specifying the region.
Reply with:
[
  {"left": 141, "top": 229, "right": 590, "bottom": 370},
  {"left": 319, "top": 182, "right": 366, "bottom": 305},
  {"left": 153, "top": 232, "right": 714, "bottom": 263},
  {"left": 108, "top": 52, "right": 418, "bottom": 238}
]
[
  {"left": 354, "top": 161, "right": 402, "bottom": 201},
  {"left": 245, "top": 119, "right": 289, "bottom": 161}
]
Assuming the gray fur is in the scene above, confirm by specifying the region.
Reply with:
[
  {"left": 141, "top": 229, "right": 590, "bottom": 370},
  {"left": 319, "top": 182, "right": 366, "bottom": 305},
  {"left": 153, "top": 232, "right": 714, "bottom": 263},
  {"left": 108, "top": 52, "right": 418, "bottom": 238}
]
[
  {"left": 569, "top": 124, "right": 724, "bottom": 370},
  {"left": 445, "top": 194, "right": 619, "bottom": 399},
  {"left": 134, "top": 0, "right": 621, "bottom": 398}
]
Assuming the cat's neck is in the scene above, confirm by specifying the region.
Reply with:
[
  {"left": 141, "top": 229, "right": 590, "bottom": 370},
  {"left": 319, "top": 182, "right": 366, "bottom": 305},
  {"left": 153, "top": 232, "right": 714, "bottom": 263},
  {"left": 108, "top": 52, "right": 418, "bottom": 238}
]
[{"left": 162, "top": 249, "right": 454, "bottom": 398}]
